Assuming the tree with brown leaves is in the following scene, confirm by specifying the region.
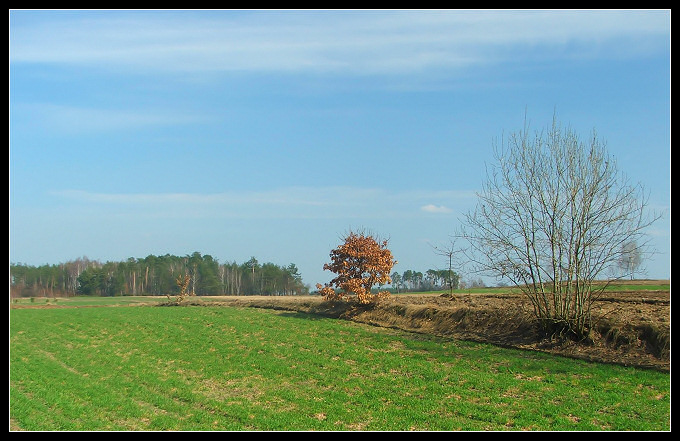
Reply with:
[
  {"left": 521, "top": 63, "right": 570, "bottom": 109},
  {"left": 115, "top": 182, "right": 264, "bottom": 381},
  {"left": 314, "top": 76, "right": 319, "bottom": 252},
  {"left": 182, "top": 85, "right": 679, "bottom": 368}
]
[
  {"left": 316, "top": 231, "right": 397, "bottom": 304},
  {"left": 166, "top": 273, "right": 191, "bottom": 305}
]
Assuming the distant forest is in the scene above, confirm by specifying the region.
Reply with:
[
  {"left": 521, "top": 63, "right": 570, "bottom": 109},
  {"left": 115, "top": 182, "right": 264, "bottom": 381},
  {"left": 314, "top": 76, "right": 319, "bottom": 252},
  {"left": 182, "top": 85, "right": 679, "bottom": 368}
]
[
  {"left": 390, "top": 269, "right": 461, "bottom": 293},
  {"left": 10, "top": 252, "right": 309, "bottom": 298},
  {"left": 10, "top": 252, "right": 468, "bottom": 298}
]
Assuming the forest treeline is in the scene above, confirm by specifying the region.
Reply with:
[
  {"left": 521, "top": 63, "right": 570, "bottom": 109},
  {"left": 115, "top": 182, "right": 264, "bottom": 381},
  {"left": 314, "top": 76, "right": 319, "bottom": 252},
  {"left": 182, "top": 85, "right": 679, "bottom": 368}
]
[
  {"left": 10, "top": 252, "right": 309, "bottom": 298},
  {"left": 390, "top": 269, "right": 461, "bottom": 293}
]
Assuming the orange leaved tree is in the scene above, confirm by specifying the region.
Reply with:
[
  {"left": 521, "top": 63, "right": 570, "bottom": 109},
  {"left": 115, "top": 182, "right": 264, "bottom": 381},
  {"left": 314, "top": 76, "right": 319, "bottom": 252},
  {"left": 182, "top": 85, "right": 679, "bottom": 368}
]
[
  {"left": 166, "top": 273, "right": 192, "bottom": 305},
  {"left": 316, "top": 231, "right": 397, "bottom": 304}
]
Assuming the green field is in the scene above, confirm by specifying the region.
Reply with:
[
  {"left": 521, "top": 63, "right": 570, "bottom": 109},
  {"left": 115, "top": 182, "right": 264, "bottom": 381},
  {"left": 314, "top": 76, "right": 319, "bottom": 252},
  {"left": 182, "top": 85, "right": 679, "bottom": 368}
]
[{"left": 10, "top": 304, "right": 670, "bottom": 431}]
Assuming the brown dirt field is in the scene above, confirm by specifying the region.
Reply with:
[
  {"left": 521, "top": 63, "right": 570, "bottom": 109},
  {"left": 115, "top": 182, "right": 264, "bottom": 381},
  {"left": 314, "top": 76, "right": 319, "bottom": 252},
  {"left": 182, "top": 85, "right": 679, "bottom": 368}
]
[{"left": 204, "top": 287, "right": 670, "bottom": 372}]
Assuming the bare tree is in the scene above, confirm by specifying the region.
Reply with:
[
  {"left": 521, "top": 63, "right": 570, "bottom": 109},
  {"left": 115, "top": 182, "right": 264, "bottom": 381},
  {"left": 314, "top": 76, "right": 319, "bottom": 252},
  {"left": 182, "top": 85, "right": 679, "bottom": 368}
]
[
  {"left": 431, "top": 239, "right": 462, "bottom": 296},
  {"left": 618, "top": 241, "right": 643, "bottom": 280},
  {"left": 459, "top": 114, "right": 659, "bottom": 339}
]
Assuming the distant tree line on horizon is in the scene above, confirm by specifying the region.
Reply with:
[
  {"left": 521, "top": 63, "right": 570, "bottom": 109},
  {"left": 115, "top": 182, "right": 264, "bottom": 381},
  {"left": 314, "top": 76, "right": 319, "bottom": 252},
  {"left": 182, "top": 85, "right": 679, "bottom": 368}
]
[
  {"left": 389, "top": 269, "right": 461, "bottom": 293},
  {"left": 10, "top": 252, "right": 309, "bottom": 298}
]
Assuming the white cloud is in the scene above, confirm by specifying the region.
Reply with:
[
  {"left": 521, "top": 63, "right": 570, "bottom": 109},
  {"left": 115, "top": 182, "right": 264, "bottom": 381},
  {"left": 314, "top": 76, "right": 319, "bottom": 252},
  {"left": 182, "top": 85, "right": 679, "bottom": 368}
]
[
  {"left": 15, "top": 103, "right": 207, "bottom": 134},
  {"left": 52, "top": 187, "right": 471, "bottom": 220},
  {"left": 10, "top": 10, "right": 670, "bottom": 76},
  {"left": 420, "top": 204, "right": 453, "bottom": 214}
]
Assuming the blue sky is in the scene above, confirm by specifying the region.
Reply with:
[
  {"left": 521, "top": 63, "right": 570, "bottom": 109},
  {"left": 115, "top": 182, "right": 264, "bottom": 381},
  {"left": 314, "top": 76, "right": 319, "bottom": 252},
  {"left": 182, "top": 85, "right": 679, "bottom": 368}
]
[{"left": 9, "top": 10, "right": 671, "bottom": 287}]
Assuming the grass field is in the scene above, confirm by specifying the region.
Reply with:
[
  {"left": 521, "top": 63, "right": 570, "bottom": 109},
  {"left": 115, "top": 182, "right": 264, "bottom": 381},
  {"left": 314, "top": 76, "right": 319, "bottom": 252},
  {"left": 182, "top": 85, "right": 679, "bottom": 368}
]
[{"left": 10, "top": 303, "right": 670, "bottom": 431}]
